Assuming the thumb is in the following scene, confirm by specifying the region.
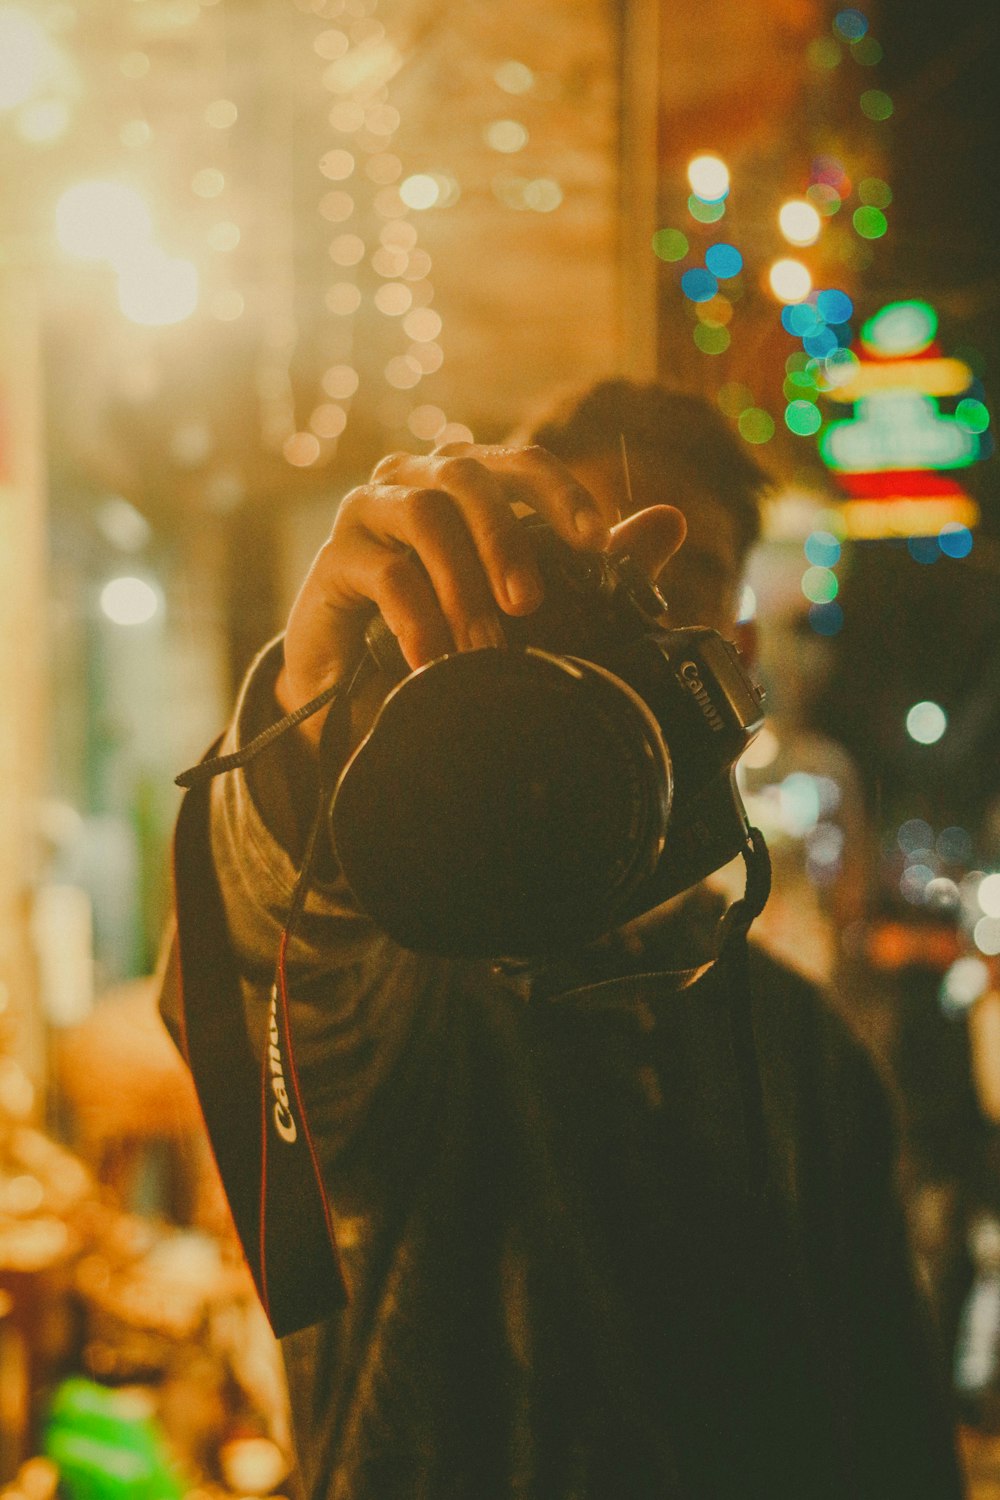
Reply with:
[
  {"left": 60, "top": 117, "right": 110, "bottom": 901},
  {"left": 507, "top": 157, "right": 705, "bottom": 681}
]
[{"left": 609, "top": 504, "right": 687, "bottom": 583}]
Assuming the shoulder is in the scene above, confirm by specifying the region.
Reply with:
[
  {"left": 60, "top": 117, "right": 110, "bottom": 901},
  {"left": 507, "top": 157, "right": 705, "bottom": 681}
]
[{"left": 746, "top": 940, "right": 896, "bottom": 1147}]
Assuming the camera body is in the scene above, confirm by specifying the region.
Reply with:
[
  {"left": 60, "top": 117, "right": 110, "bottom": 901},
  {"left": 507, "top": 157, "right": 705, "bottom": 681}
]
[{"left": 329, "top": 518, "right": 765, "bottom": 958}]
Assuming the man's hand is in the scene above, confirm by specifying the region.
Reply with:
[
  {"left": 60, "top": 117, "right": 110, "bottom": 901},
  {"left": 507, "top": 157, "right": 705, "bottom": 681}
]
[{"left": 275, "top": 442, "right": 686, "bottom": 746}]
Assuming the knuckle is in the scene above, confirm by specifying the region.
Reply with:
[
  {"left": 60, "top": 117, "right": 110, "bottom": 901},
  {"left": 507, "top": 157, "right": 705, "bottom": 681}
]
[
  {"left": 432, "top": 440, "right": 473, "bottom": 460},
  {"left": 518, "top": 443, "right": 550, "bottom": 465},
  {"left": 404, "top": 486, "right": 451, "bottom": 529},
  {"left": 435, "top": 453, "right": 483, "bottom": 487},
  {"left": 371, "top": 450, "right": 407, "bottom": 482}
]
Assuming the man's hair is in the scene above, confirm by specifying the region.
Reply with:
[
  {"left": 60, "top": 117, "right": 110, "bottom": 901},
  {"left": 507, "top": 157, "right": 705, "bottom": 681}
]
[{"left": 515, "top": 377, "right": 769, "bottom": 563}]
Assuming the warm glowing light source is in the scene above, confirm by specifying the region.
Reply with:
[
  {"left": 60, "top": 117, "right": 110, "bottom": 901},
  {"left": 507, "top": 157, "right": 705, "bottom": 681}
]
[
  {"left": 768, "top": 258, "right": 813, "bottom": 303},
  {"left": 905, "top": 701, "right": 947, "bottom": 745},
  {"left": 0, "top": 6, "right": 54, "bottom": 109},
  {"left": 399, "top": 174, "right": 440, "bottom": 210},
  {"left": 687, "top": 154, "right": 729, "bottom": 202},
  {"left": 978, "top": 874, "right": 1000, "bottom": 919},
  {"left": 116, "top": 249, "right": 199, "bottom": 326},
  {"left": 100, "top": 576, "right": 160, "bottom": 626},
  {"left": 778, "top": 199, "right": 822, "bottom": 247},
  {"left": 56, "top": 181, "right": 153, "bottom": 263}
]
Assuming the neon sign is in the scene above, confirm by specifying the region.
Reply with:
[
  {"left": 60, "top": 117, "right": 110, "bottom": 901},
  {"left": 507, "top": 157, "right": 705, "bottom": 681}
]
[{"left": 817, "top": 299, "right": 987, "bottom": 538}]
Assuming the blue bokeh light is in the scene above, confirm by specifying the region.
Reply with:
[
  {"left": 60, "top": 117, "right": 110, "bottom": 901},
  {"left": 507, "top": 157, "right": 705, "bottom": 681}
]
[
  {"left": 705, "top": 242, "right": 743, "bottom": 279},
  {"left": 907, "top": 536, "right": 941, "bottom": 565},
  {"left": 680, "top": 267, "right": 719, "bottom": 303},
  {"left": 805, "top": 530, "right": 842, "bottom": 567},
  {"left": 809, "top": 601, "right": 844, "bottom": 635},
  {"left": 816, "top": 288, "right": 854, "bottom": 325},
  {"left": 938, "top": 524, "right": 974, "bottom": 559}
]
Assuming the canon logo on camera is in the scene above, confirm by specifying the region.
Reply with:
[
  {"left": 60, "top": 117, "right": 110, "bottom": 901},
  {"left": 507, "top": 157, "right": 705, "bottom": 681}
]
[{"left": 677, "top": 660, "right": 724, "bottom": 732}]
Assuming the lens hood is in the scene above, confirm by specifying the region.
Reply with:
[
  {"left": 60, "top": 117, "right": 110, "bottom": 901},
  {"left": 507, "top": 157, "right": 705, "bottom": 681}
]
[{"left": 330, "top": 647, "right": 672, "bottom": 958}]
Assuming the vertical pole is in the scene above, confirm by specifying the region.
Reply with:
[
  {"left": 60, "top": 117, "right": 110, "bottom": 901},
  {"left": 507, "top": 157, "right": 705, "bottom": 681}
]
[
  {"left": 0, "top": 270, "right": 48, "bottom": 1100},
  {"left": 617, "top": 0, "right": 662, "bottom": 379}
]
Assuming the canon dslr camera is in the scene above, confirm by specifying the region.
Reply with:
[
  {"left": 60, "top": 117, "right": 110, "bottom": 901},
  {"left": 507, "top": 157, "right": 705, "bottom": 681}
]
[{"left": 329, "top": 516, "right": 765, "bottom": 958}]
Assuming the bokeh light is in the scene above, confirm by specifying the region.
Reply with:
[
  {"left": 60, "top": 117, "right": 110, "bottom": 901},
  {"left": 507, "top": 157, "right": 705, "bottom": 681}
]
[
  {"left": 861, "top": 300, "right": 937, "bottom": 356},
  {"left": 801, "top": 566, "right": 839, "bottom": 603},
  {"left": 652, "top": 227, "right": 688, "bottom": 261},
  {"left": 100, "top": 576, "right": 160, "bottom": 626},
  {"left": 785, "top": 400, "right": 822, "bottom": 436},
  {"left": 56, "top": 181, "right": 153, "bottom": 263},
  {"left": 956, "top": 398, "right": 990, "bottom": 434},
  {"left": 399, "top": 174, "right": 439, "bottom": 209},
  {"left": 853, "top": 205, "right": 887, "bottom": 239},
  {"left": 805, "top": 531, "right": 842, "bottom": 567},
  {"left": 687, "top": 154, "right": 729, "bottom": 202},
  {"left": 860, "top": 89, "right": 893, "bottom": 121},
  {"left": 978, "top": 874, "right": 1000, "bottom": 918},
  {"left": 717, "top": 382, "right": 754, "bottom": 418},
  {"left": 693, "top": 324, "right": 730, "bottom": 355},
  {"left": 769, "top": 259, "right": 812, "bottom": 303},
  {"left": 778, "top": 200, "right": 822, "bottom": 247},
  {"left": 681, "top": 268, "right": 718, "bottom": 303},
  {"left": 905, "top": 701, "right": 948, "bottom": 745},
  {"left": 117, "top": 249, "right": 198, "bottom": 326},
  {"left": 737, "top": 408, "right": 775, "bottom": 444},
  {"left": 688, "top": 195, "right": 726, "bottom": 224},
  {"left": 858, "top": 176, "right": 892, "bottom": 208},
  {"left": 938, "top": 523, "right": 974, "bottom": 558},
  {"left": 808, "top": 602, "right": 843, "bottom": 636},
  {"left": 705, "top": 242, "right": 742, "bottom": 278},
  {"left": 834, "top": 8, "right": 869, "bottom": 39},
  {"left": 816, "top": 288, "right": 853, "bottom": 325},
  {"left": 0, "top": 6, "right": 55, "bottom": 109}
]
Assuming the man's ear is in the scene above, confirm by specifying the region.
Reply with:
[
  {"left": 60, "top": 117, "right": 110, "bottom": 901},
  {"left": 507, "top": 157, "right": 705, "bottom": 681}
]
[{"left": 733, "top": 617, "right": 759, "bottom": 669}]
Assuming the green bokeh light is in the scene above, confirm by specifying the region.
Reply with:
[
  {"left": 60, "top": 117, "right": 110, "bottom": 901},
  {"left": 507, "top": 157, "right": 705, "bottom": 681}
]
[
  {"left": 858, "top": 177, "right": 892, "bottom": 208},
  {"left": 860, "top": 89, "right": 893, "bottom": 121},
  {"left": 688, "top": 194, "right": 726, "bottom": 224},
  {"left": 851, "top": 36, "right": 883, "bottom": 65},
  {"left": 651, "top": 227, "right": 688, "bottom": 262},
  {"left": 785, "top": 400, "right": 823, "bottom": 436},
  {"left": 717, "top": 382, "right": 754, "bottom": 418},
  {"left": 693, "top": 323, "right": 730, "bottom": 355},
  {"left": 853, "top": 205, "right": 887, "bottom": 239},
  {"left": 738, "top": 408, "right": 775, "bottom": 445},
  {"left": 801, "top": 566, "right": 839, "bottom": 603},
  {"left": 808, "top": 37, "right": 842, "bottom": 69},
  {"left": 806, "top": 182, "right": 841, "bottom": 216},
  {"left": 956, "top": 398, "right": 991, "bottom": 434}
]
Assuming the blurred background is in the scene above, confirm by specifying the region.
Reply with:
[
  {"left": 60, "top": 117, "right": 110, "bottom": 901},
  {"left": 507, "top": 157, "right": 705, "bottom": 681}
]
[{"left": 0, "top": 0, "right": 999, "bottom": 1494}]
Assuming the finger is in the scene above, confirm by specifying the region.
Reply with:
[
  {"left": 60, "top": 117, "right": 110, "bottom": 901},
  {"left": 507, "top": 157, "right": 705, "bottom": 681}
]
[
  {"left": 374, "top": 446, "right": 608, "bottom": 615},
  {"left": 440, "top": 443, "right": 614, "bottom": 547},
  {"left": 609, "top": 505, "right": 687, "bottom": 584},
  {"left": 292, "top": 527, "right": 454, "bottom": 682},
  {"left": 361, "top": 484, "right": 510, "bottom": 650}
]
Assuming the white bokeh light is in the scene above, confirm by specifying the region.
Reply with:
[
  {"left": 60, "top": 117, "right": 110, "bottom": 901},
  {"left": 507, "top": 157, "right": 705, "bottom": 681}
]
[
  {"left": 100, "top": 576, "right": 160, "bottom": 626},
  {"left": 977, "top": 873, "right": 1000, "bottom": 918},
  {"left": 778, "top": 199, "right": 822, "bottom": 247},
  {"left": 56, "top": 180, "right": 153, "bottom": 263},
  {"left": 687, "top": 154, "right": 729, "bottom": 202},
  {"left": 768, "top": 258, "right": 813, "bottom": 304},
  {"left": 905, "top": 700, "right": 947, "bottom": 745},
  {"left": 116, "top": 247, "right": 199, "bottom": 326}
]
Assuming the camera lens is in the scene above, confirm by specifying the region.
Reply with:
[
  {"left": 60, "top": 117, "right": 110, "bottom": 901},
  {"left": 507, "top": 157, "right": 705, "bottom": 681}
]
[{"left": 330, "top": 649, "right": 672, "bottom": 957}]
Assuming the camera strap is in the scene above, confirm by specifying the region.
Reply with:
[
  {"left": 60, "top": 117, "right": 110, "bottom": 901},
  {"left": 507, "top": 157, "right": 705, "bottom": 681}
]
[
  {"left": 172, "top": 654, "right": 369, "bottom": 1336},
  {"left": 716, "top": 827, "right": 773, "bottom": 1196}
]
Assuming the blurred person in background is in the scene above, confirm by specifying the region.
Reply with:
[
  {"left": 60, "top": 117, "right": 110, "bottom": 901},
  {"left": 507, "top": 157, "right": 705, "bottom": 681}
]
[{"left": 162, "top": 379, "right": 964, "bottom": 1498}]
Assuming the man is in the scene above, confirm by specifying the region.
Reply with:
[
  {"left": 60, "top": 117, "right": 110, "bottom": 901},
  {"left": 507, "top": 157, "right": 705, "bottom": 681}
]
[{"left": 163, "top": 380, "right": 964, "bottom": 1498}]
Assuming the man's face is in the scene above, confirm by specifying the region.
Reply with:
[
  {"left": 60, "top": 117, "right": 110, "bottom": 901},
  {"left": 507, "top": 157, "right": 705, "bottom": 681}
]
[{"left": 565, "top": 450, "right": 745, "bottom": 636}]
